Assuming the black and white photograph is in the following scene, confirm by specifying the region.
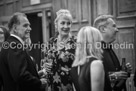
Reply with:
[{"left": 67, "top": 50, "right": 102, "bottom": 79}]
[{"left": 0, "top": 0, "right": 136, "bottom": 91}]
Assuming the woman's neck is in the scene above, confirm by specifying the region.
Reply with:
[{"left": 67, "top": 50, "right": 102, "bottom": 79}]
[
  {"left": 58, "top": 34, "right": 70, "bottom": 42},
  {"left": 57, "top": 34, "right": 70, "bottom": 50}
]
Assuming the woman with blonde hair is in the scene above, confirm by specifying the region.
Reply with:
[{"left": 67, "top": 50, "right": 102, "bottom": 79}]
[
  {"left": 71, "top": 26, "right": 105, "bottom": 91},
  {"left": 43, "top": 9, "right": 76, "bottom": 91}
]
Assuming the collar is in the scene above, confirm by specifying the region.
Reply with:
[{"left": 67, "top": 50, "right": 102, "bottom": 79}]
[
  {"left": 101, "top": 41, "right": 113, "bottom": 49},
  {"left": 11, "top": 34, "right": 24, "bottom": 45}
]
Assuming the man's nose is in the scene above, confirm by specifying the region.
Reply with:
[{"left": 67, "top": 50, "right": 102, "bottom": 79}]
[
  {"left": 28, "top": 26, "right": 31, "bottom": 31},
  {"left": 115, "top": 27, "right": 119, "bottom": 32}
]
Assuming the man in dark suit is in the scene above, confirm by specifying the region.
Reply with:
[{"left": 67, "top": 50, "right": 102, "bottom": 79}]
[
  {"left": 0, "top": 12, "right": 47, "bottom": 91},
  {"left": 93, "top": 15, "right": 132, "bottom": 91}
]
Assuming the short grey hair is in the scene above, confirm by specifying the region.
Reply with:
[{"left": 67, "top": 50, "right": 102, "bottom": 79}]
[
  {"left": 8, "top": 12, "right": 26, "bottom": 31},
  {"left": 93, "top": 15, "right": 114, "bottom": 30}
]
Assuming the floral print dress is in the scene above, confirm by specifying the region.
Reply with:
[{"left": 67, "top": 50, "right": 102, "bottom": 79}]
[{"left": 44, "top": 36, "right": 76, "bottom": 91}]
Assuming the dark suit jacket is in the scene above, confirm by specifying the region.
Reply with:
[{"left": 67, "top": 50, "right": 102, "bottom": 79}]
[
  {"left": 134, "top": 68, "right": 136, "bottom": 87},
  {"left": 102, "top": 42, "right": 126, "bottom": 91},
  {"left": 70, "top": 66, "right": 80, "bottom": 91},
  {"left": 0, "top": 36, "right": 44, "bottom": 91},
  {"left": 70, "top": 57, "right": 112, "bottom": 91},
  {"left": 0, "top": 70, "right": 3, "bottom": 91}
]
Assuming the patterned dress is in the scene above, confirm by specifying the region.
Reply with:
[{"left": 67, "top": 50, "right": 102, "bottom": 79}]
[{"left": 44, "top": 36, "right": 76, "bottom": 91}]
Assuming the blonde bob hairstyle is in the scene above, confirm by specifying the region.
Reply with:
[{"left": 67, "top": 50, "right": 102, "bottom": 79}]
[
  {"left": 72, "top": 26, "right": 103, "bottom": 67},
  {"left": 54, "top": 9, "right": 73, "bottom": 29}
]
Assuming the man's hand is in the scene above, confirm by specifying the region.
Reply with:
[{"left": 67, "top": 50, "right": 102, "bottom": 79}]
[
  {"left": 114, "top": 71, "right": 128, "bottom": 80},
  {"left": 109, "top": 71, "right": 128, "bottom": 81},
  {"left": 38, "top": 69, "right": 47, "bottom": 77},
  {"left": 43, "top": 62, "right": 52, "bottom": 73},
  {"left": 40, "top": 78, "right": 47, "bottom": 86},
  {"left": 126, "top": 63, "right": 132, "bottom": 76}
]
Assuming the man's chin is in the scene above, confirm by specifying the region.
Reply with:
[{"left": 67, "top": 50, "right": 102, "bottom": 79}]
[
  {"left": 26, "top": 35, "right": 30, "bottom": 38},
  {"left": 24, "top": 36, "right": 30, "bottom": 40}
]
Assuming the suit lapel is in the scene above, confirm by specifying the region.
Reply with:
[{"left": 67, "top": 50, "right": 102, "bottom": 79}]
[{"left": 25, "top": 51, "right": 39, "bottom": 77}]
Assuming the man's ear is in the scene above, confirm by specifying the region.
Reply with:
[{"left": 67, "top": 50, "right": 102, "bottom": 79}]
[
  {"left": 12, "top": 24, "right": 18, "bottom": 33},
  {"left": 99, "top": 25, "right": 106, "bottom": 33}
]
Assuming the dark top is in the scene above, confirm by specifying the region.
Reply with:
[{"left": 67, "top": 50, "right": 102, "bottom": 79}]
[
  {"left": 71, "top": 57, "right": 110, "bottom": 91},
  {"left": 0, "top": 36, "right": 44, "bottom": 91},
  {"left": 101, "top": 41, "right": 126, "bottom": 91},
  {"left": 134, "top": 68, "right": 136, "bottom": 87},
  {"left": 70, "top": 66, "right": 80, "bottom": 91},
  {"left": 78, "top": 57, "right": 97, "bottom": 91},
  {"left": 0, "top": 52, "right": 3, "bottom": 91}
]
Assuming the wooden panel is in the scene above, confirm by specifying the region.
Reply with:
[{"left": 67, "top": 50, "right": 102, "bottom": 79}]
[
  {"left": 0, "top": 0, "right": 4, "bottom": 17},
  {"left": 40, "top": 0, "right": 51, "bottom": 4},
  {"left": 68, "top": 0, "right": 91, "bottom": 34},
  {"left": 96, "top": 0, "right": 109, "bottom": 15},
  {"left": 67, "top": 0, "right": 79, "bottom": 23},
  {"left": 52, "top": 0, "right": 61, "bottom": 16},
  {"left": 115, "top": 28, "right": 134, "bottom": 64},
  {"left": 21, "top": 3, "right": 52, "bottom": 13},
  {"left": 71, "top": 24, "right": 80, "bottom": 32},
  {"left": 61, "top": 0, "right": 67, "bottom": 9},
  {"left": 117, "top": 0, "right": 136, "bottom": 17},
  {"left": 15, "top": 1, "right": 21, "bottom": 12},
  {"left": 5, "top": 3, "right": 14, "bottom": 16},
  {"left": 117, "top": 18, "right": 135, "bottom": 28},
  {"left": 22, "top": 0, "right": 30, "bottom": 7},
  {"left": 0, "top": 5, "right": 4, "bottom": 16},
  {"left": 0, "top": 0, "right": 3, "bottom": 5},
  {"left": 81, "top": 0, "right": 89, "bottom": 23},
  {"left": 0, "top": 0, "right": 3, "bottom": 3},
  {"left": 6, "top": 0, "right": 13, "bottom": 3},
  {"left": 119, "top": 0, "right": 136, "bottom": 13}
]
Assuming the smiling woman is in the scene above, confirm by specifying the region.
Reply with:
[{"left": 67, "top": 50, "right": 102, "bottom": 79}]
[{"left": 42, "top": 9, "right": 76, "bottom": 91}]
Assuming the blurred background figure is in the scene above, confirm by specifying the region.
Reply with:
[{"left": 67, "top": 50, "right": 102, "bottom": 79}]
[
  {"left": 0, "top": 26, "right": 10, "bottom": 50},
  {"left": 71, "top": 26, "right": 104, "bottom": 91},
  {"left": 0, "top": 25, "right": 10, "bottom": 91},
  {"left": 134, "top": 68, "right": 136, "bottom": 87},
  {"left": 93, "top": 15, "right": 132, "bottom": 91},
  {"left": 42, "top": 9, "right": 76, "bottom": 91}
]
